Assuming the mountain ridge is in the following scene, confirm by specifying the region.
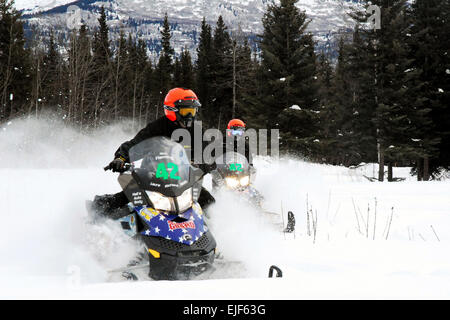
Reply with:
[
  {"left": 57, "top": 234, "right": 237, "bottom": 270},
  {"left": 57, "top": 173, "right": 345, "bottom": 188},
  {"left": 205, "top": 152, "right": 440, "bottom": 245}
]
[{"left": 18, "top": 0, "right": 360, "bottom": 59}]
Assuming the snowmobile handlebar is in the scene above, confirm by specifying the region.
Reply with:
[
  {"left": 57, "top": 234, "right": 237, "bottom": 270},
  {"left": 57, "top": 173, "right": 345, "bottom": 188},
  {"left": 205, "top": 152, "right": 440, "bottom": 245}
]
[{"left": 104, "top": 163, "right": 133, "bottom": 172}]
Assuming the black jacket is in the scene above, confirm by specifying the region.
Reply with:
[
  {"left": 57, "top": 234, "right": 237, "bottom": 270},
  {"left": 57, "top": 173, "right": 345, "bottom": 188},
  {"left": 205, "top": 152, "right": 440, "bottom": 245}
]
[
  {"left": 115, "top": 116, "right": 252, "bottom": 169},
  {"left": 223, "top": 137, "right": 253, "bottom": 165},
  {"left": 114, "top": 116, "right": 216, "bottom": 173},
  {"left": 115, "top": 116, "right": 187, "bottom": 162}
]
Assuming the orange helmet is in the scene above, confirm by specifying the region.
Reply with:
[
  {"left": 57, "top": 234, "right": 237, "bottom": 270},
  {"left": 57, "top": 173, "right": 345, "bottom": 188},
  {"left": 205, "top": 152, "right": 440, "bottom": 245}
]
[
  {"left": 227, "top": 119, "right": 246, "bottom": 129},
  {"left": 163, "top": 88, "right": 201, "bottom": 127},
  {"left": 227, "top": 119, "right": 246, "bottom": 136}
]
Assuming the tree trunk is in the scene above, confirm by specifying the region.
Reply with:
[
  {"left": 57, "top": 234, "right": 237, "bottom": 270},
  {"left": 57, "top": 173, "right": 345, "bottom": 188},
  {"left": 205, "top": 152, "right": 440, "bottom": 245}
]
[
  {"left": 115, "top": 41, "right": 121, "bottom": 122},
  {"left": 132, "top": 74, "right": 138, "bottom": 131},
  {"left": 417, "top": 158, "right": 423, "bottom": 181},
  {"left": 423, "top": 156, "right": 430, "bottom": 181},
  {"left": 387, "top": 162, "right": 393, "bottom": 182},
  {"left": 378, "top": 141, "right": 384, "bottom": 182}
]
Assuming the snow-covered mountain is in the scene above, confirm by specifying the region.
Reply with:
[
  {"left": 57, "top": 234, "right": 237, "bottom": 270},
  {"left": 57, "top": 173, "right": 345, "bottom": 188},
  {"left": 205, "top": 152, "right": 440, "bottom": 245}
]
[{"left": 17, "top": 0, "right": 361, "bottom": 59}]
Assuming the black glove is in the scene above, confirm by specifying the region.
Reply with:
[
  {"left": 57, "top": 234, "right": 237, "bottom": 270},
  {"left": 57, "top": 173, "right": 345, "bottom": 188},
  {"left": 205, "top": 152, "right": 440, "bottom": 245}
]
[
  {"left": 109, "top": 157, "right": 126, "bottom": 172},
  {"left": 199, "top": 162, "right": 217, "bottom": 174}
]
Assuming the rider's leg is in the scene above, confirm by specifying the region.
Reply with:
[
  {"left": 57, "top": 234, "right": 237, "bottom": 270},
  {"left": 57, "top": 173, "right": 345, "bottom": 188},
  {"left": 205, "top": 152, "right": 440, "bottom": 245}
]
[
  {"left": 91, "top": 191, "right": 129, "bottom": 218},
  {"left": 198, "top": 187, "right": 215, "bottom": 211}
]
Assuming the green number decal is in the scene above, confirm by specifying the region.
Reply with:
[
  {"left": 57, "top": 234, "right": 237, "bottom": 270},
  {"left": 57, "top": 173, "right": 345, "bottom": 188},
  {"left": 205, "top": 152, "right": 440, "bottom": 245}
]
[
  {"left": 167, "top": 163, "right": 181, "bottom": 180},
  {"left": 156, "top": 163, "right": 169, "bottom": 180},
  {"left": 229, "top": 163, "right": 243, "bottom": 172}
]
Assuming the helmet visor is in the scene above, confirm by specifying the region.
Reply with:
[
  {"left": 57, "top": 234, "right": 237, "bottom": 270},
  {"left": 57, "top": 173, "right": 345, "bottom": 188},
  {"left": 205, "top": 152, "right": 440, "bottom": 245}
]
[
  {"left": 230, "top": 127, "right": 244, "bottom": 136},
  {"left": 179, "top": 107, "right": 197, "bottom": 117}
]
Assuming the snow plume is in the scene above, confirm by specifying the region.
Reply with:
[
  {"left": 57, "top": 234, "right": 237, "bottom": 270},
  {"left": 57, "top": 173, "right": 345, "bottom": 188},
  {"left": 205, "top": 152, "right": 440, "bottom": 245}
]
[
  {"left": 0, "top": 116, "right": 140, "bottom": 294},
  {"left": 207, "top": 190, "right": 282, "bottom": 278},
  {"left": 0, "top": 115, "right": 134, "bottom": 169},
  {"left": 206, "top": 156, "right": 332, "bottom": 278}
]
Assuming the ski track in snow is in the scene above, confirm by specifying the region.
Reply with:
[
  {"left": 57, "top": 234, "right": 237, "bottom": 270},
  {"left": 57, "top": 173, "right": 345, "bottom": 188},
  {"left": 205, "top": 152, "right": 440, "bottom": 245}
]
[{"left": 1, "top": 117, "right": 450, "bottom": 299}]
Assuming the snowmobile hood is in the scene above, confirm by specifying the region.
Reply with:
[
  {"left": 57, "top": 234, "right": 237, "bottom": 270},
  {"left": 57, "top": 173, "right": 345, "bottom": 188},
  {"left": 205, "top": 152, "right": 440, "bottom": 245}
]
[{"left": 137, "top": 203, "right": 206, "bottom": 246}]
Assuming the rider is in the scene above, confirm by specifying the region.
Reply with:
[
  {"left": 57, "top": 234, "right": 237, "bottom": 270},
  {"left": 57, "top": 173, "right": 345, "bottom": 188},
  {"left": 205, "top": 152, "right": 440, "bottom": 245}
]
[
  {"left": 212, "top": 119, "right": 256, "bottom": 190},
  {"left": 91, "top": 88, "right": 216, "bottom": 217},
  {"left": 224, "top": 119, "right": 252, "bottom": 165}
]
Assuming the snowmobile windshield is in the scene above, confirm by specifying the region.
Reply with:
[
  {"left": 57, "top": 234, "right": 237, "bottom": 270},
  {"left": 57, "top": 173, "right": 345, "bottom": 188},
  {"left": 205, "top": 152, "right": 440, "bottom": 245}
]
[
  {"left": 128, "top": 136, "right": 193, "bottom": 197},
  {"left": 215, "top": 151, "right": 249, "bottom": 177}
]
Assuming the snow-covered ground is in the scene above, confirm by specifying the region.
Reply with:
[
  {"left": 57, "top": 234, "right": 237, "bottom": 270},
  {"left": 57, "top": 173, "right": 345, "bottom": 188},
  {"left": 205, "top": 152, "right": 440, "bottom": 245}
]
[{"left": 1, "top": 117, "right": 450, "bottom": 299}]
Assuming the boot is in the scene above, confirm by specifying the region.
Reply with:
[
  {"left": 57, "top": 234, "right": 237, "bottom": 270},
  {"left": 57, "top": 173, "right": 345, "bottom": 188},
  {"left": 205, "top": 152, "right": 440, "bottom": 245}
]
[{"left": 91, "top": 192, "right": 130, "bottom": 220}]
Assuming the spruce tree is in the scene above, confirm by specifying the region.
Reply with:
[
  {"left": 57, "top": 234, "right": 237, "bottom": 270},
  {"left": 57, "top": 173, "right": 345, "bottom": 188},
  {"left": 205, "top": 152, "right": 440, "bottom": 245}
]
[
  {"left": 238, "top": 49, "right": 262, "bottom": 129},
  {"left": 259, "top": 0, "right": 320, "bottom": 157},
  {"left": 67, "top": 25, "right": 93, "bottom": 125},
  {"left": 92, "top": 6, "right": 111, "bottom": 68},
  {"left": 315, "top": 50, "right": 340, "bottom": 164},
  {"left": 113, "top": 30, "right": 128, "bottom": 120},
  {"left": 155, "top": 13, "right": 174, "bottom": 102},
  {"left": 42, "top": 30, "right": 61, "bottom": 108},
  {"left": 409, "top": 0, "right": 450, "bottom": 179},
  {"left": 210, "top": 16, "right": 233, "bottom": 129},
  {"left": 233, "top": 38, "right": 255, "bottom": 120},
  {"left": 173, "top": 57, "right": 182, "bottom": 86},
  {"left": 195, "top": 17, "right": 213, "bottom": 126},
  {"left": 0, "top": 0, "right": 31, "bottom": 121},
  {"left": 336, "top": 27, "right": 379, "bottom": 167},
  {"left": 348, "top": 0, "right": 423, "bottom": 180},
  {"left": 92, "top": 6, "right": 112, "bottom": 125},
  {"left": 180, "top": 48, "right": 194, "bottom": 89}
]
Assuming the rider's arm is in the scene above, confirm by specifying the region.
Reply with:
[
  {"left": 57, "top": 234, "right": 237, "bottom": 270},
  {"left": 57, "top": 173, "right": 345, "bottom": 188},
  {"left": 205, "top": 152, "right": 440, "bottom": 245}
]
[{"left": 114, "top": 117, "right": 168, "bottom": 162}]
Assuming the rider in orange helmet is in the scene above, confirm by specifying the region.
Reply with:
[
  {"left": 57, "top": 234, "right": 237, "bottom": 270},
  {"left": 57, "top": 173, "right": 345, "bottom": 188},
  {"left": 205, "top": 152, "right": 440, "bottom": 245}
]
[
  {"left": 226, "top": 119, "right": 246, "bottom": 137},
  {"left": 224, "top": 119, "right": 252, "bottom": 164},
  {"left": 211, "top": 118, "right": 256, "bottom": 191},
  {"left": 92, "top": 88, "right": 215, "bottom": 217}
]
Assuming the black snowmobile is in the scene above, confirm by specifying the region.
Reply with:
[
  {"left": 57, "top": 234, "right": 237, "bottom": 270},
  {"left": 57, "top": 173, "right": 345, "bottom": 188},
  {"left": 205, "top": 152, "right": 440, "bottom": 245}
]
[
  {"left": 211, "top": 151, "right": 296, "bottom": 233},
  {"left": 87, "top": 136, "right": 217, "bottom": 280},
  {"left": 211, "top": 151, "right": 264, "bottom": 208}
]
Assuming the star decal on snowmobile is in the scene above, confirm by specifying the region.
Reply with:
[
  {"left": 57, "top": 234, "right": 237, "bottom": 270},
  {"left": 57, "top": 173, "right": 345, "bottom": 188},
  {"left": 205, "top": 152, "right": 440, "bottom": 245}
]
[{"left": 137, "top": 207, "right": 205, "bottom": 247}]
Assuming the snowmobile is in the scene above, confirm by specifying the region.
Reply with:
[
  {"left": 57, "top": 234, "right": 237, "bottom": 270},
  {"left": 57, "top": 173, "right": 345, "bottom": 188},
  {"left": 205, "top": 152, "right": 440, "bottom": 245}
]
[
  {"left": 87, "top": 136, "right": 216, "bottom": 281},
  {"left": 211, "top": 151, "right": 264, "bottom": 208},
  {"left": 211, "top": 151, "right": 296, "bottom": 233}
]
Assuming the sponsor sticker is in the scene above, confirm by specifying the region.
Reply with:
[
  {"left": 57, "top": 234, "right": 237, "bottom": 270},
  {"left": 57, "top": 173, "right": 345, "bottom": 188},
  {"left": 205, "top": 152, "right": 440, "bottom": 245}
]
[
  {"left": 139, "top": 208, "right": 159, "bottom": 221},
  {"left": 193, "top": 203, "right": 203, "bottom": 215},
  {"left": 168, "top": 220, "right": 196, "bottom": 231}
]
